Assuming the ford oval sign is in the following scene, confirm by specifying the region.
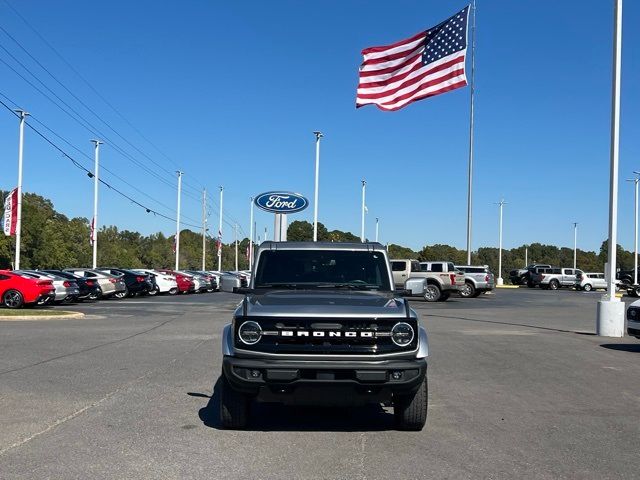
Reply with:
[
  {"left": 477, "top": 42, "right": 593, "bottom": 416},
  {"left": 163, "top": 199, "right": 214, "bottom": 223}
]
[{"left": 254, "top": 191, "right": 309, "bottom": 214}]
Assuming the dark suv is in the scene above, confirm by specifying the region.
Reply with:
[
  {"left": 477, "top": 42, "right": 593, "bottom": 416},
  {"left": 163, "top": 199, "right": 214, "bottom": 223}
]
[{"left": 97, "top": 268, "right": 154, "bottom": 298}]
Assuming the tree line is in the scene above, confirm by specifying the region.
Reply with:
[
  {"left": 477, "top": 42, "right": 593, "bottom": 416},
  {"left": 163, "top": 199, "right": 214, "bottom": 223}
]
[{"left": 0, "top": 192, "right": 634, "bottom": 279}]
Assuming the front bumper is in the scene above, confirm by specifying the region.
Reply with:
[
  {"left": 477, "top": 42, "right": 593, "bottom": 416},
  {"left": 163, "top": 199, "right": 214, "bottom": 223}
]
[
  {"left": 627, "top": 318, "right": 640, "bottom": 338},
  {"left": 222, "top": 356, "right": 427, "bottom": 405}
]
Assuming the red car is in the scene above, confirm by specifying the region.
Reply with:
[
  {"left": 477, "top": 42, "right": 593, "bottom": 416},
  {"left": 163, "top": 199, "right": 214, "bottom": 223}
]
[
  {"left": 0, "top": 270, "right": 56, "bottom": 308},
  {"left": 157, "top": 269, "right": 195, "bottom": 294}
]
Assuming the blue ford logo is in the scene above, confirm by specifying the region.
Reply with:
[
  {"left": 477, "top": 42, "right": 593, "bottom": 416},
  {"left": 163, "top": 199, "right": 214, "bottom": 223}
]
[{"left": 254, "top": 191, "right": 309, "bottom": 214}]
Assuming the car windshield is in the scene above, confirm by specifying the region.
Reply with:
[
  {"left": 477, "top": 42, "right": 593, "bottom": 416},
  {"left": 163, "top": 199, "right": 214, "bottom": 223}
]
[{"left": 254, "top": 250, "right": 391, "bottom": 291}]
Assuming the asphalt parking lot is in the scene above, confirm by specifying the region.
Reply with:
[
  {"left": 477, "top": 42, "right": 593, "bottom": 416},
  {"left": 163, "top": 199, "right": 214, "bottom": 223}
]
[{"left": 1, "top": 289, "right": 639, "bottom": 479}]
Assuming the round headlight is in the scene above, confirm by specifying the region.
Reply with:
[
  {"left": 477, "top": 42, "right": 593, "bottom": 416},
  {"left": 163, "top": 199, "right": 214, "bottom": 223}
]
[
  {"left": 238, "top": 321, "right": 262, "bottom": 345},
  {"left": 630, "top": 308, "right": 637, "bottom": 318},
  {"left": 391, "top": 322, "right": 414, "bottom": 347}
]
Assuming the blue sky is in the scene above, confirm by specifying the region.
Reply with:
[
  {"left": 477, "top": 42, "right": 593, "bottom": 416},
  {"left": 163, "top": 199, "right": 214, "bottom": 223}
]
[{"left": 0, "top": 0, "right": 638, "bottom": 253}]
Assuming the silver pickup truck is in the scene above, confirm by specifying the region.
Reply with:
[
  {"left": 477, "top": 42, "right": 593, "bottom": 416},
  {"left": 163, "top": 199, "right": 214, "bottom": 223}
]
[
  {"left": 532, "top": 267, "right": 581, "bottom": 290},
  {"left": 220, "top": 242, "right": 429, "bottom": 431},
  {"left": 390, "top": 259, "right": 463, "bottom": 302}
]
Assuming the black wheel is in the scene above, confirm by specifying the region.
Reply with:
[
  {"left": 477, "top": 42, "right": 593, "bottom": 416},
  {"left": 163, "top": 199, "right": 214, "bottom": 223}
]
[
  {"left": 3, "top": 289, "right": 24, "bottom": 309},
  {"left": 459, "top": 281, "right": 476, "bottom": 298},
  {"left": 114, "top": 287, "right": 128, "bottom": 299},
  {"left": 583, "top": 283, "right": 593, "bottom": 292},
  {"left": 423, "top": 284, "right": 441, "bottom": 302},
  {"left": 219, "top": 374, "right": 250, "bottom": 429},
  {"left": 168, "top": 287, "right": 178, "bottom": 295},
  {"left": 88, "top": 287, "right": 102, "bottom": 301},
  {"left": 549, "top": 279, "right": 560, "bottom": 290},
  {"left": 394, "top": 376, "right": 428, "bottom": 431},
  {"left": 147, "top": 286, "right": 159, "bottom": 296},
  {"left": 634, "top": 286, "right": 640, "bottom": 298},
  {"left": 437, "top": 292, "right": 450, "bottom": 302}
]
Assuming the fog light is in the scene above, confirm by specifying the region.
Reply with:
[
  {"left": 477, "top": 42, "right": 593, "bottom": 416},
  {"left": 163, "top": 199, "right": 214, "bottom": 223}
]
[
  {"left": 391, "top": 371, "right": 403, "bottom": 380},
  {"left": 391, "top": 322, "right": 414, "bottom": 346},
  {"left": 250, "top": 369, "right": 261, "bottom": 378},
  {"left": 238, "top": 321, "right": 262, "bottom": 345}
]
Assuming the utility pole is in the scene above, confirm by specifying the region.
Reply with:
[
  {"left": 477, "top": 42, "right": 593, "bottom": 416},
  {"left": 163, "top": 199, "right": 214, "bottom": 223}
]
[
  {"left": 249, "top": 198, "right": 254, "bottom": 270},
  {"left": 217, "top": 186, "right": 223, "bottom": 272},
  {"left": 175, "top": 171, "right": 183, "bottom": 270},
  {"left": 234, "top": 224, "right": 239, "bottom": 271},
  {"left": 597, "top": 0, "right": 624, "bottom": 337},
  {"left": 375, "top": 217, "right": 379, "bottom": 243},
  {"left": 525, "top": 246, "right": 528, "bottom": 268},
  {"left": 496, "top": 199, "right": 507, "bottom": 286},
  {"left": 313, "top": 131, "right": 323, "bottom": 242},
  {"left": 90, "top": 139, "right": 102, "bottom": 269},
  {"left": 361, "top": 180, "right": 366, "bottom": 242},
  {"left": 14, "top": 110, "right": 28, "bottom": 270},
  {"left": 202, "top": 188, "right": 207, "bottom": 271},
  {"left": 628, "top": 173, "right": 640, "bottom": 284},
  {"left": 264, "top": 226, "right": 267, "bottom": 242},
  {"left": 573, "top": 222, "right": 578, "bottom": 270}
]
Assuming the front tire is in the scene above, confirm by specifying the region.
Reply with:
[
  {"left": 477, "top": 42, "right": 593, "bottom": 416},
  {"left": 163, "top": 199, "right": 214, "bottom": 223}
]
[
  {"left": 3, "top": 289, "right": 24, "bottom": 309},
  {"left": 549, "top": 279, "right": 560, "bottom": 290},
  {"left": 147, "top": 287, "right": 159, "bottom": 296},
  {"left": 394, "top": 376, "right": 428, "bottom": 431},
  {"left": 219, "top": 374, "right": 250, "bottom": 429},
  {"left": 459, "top": 282, "right": 476, "bottom": 298},
  {"left": 423, "top": 284, "right": 441, "bottom": 302},
  {"left": 168, "top": 287, "right": 178, "bottom": 295},
  {"left": 583, "top": 283, "right": 593, "bottom": 292}
]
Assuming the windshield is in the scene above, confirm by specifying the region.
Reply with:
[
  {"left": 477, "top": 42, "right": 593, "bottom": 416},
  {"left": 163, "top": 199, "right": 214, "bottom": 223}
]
[{"left": 254, "top": 250, "right": 391, "bottom": 291}]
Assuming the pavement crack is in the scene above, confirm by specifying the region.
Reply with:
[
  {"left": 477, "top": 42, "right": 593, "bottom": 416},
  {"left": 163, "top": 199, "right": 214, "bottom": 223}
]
[
  {"left": 0, "top": 337, "right": 211, "bottom": 457},
  {"left": 0, "top": 316, "right": 180, "bottom": 376}
]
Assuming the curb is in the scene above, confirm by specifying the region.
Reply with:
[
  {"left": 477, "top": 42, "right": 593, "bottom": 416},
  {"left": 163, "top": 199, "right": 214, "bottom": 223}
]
[
  {"left": 0, "top": 311, "right": 85, "bottom": 321},
  {"left": 495, "top": 285, "right": 519, "bottom": 289}
]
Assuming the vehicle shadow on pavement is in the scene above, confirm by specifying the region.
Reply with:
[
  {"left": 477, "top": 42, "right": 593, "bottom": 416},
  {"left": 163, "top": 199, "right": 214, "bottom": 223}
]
[
  {"left": 600, "top": 343, "right": 640, "bottom": 353},
  {"left": 195, "top": 376, "right": 396, "bottom": 432}
]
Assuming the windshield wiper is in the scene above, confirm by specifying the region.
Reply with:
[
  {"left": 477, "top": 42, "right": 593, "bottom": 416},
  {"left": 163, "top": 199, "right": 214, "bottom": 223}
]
[
  {"left": 254, "top": 283, "right": 302, "bottom": 289},
  {"left": 315, "top": 283, "right": 380, "bottom": 290}
]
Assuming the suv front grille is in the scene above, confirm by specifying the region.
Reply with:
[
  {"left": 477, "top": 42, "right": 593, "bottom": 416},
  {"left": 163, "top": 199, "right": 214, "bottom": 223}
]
[{"left": 234, "top": 316, "right": 418, "bottom": 355}]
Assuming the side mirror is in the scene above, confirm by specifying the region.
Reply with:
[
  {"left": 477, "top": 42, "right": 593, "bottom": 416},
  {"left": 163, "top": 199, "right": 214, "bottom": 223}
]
[
  {"left": 234, "top": 287, "right": 253, "bottom": 295},
  {"left": 394, "top": 289, "right": 412, "bottom": 297},
  {"left": 404, "top": 278, "right": 426, "bottom": 296}
]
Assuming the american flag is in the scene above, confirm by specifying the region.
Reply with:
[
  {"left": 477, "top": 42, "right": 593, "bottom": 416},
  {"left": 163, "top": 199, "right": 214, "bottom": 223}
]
[
  {"left": 89, "top": 217, "right": 95, "bottom": 246},
  {"left": 356, "top": 5, "right": 469, "bottom": 111},
  {"left": 217, "top": 230, "right": 222, "bottom": 255}
]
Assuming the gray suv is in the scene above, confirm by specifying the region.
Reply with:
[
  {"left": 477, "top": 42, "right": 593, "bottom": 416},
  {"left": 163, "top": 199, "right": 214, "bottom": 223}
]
[
  {"left": 454, "top": 265, "right": 495, "bottom": 297},
  {"left": 219, "top": 242, "right": 429, "bottom": 431}
]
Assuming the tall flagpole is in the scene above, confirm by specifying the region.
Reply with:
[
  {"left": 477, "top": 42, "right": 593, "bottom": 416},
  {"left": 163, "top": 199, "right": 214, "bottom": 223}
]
[
  {"left": 361, "top": 180, "right": 366, "bottom": 242},
  {"left": 202, "top": 188, "right": 207, "bottom": 271},
  {"left": 597, "top": 0, "right": 624, "bottom": 337},
  {"left": 465, "top": 0, "right": 476, "bottom": 265}
]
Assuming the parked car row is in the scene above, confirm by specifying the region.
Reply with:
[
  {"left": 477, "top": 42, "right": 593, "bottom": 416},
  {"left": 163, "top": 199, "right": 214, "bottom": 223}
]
[
  {"left": 0, "top": 267, "right": 252, "bottom": 309},
  {"left": 508, "top": 264, "right": 617, "bottom": 292}
]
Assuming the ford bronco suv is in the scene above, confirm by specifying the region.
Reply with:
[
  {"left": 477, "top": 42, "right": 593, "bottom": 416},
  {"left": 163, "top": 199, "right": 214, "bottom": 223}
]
[{"left": 219, "top": 241, "right": 429, "bottom": 430}]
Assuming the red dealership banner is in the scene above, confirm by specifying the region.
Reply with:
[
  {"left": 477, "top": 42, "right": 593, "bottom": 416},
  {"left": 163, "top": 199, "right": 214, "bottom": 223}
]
[
  {"left": 89, "top": 217, "right": 95, "bottom": 246},
  {"left": 3, "top": 188, "right": 18, "bottom": 236}
]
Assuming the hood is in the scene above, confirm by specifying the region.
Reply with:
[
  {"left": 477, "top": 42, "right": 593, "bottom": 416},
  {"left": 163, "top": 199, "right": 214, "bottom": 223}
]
[{"left": 239, "top": 290, "right": 411, "bottom": 318}]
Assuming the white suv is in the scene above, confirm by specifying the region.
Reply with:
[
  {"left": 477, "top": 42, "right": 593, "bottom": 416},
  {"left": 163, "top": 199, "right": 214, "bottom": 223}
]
[{"left": 576, "top": 272, "right": 610, "bottom": 292}]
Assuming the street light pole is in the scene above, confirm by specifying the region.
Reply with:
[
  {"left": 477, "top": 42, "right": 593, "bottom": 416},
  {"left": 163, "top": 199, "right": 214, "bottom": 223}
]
[
  {"left": 573, "top": 222, "right": 578, "bottom": 270},
  {"left": 175, "top": 171, "right": 183, "bottom": 270},
  {"left": 628, "top": 173, "right": 640, "bottom": 284},
  {"left": 234, "top": 223, "right": 238, "bottom": 272},
  {"left": 313, "top": 131, "right": 323, "bottom": 242},
  {"left": 249, "top": 197, "right": 254, "bottom": 271},
  {"left": 14, "top": 110, "right": 28, "bottom": 270},
  {"left": 496, "top": 199, "right": 506, "bottom": 286},
  {"left": 218, "top": 186, "right": 223, "bottom": 272},
  {"left": 597, "top": 0, "right": 624, "bottom": 337},
  {"left": 361, "top": 180, "right": 366, "bottom": 242},
  {"left": 375, "top": 217, "right": 379, "bottom": 242},
  {"left": 202, "top": 188, "right": 207, "bottom": 271},
  {"left": 90, "top": 139, "right": 102, "bottom": 269}
]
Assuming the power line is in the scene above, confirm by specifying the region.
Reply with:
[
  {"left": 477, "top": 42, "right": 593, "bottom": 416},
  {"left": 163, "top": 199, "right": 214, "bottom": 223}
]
[{"left": 0, "top": 97, "right": 202, "bottom": 230}]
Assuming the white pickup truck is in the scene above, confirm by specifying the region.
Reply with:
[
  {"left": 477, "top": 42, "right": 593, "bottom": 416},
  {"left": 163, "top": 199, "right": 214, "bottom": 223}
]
[
  {"left": 390, "top": 259, "right": 463, "bottom": 302},
  {"left": 532, "top": 267, "right": 581, "bottom": 290}
]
